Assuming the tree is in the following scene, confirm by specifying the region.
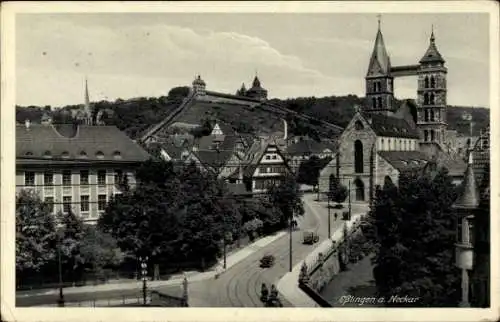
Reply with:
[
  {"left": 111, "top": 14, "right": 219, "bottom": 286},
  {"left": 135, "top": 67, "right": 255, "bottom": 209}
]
[
  {"left": 371, "top": 169, "right": 461, "bottom": 307},
  {"left": 328, "top": 175, "right": 348, "bottom": 207},
  {"left": 16, "top": 190, "right": 57, "bottom": 272},
  {"left": 268, "top": 175, "right": 305, "bottom": 228},
  {"left": 55, "top": 210, "right": 87, "bottom": 283},
  {"left": 79, "top": 226, "right": 124, "bottom": 280},
  {"left": 296, "top": 156, "right": 322, "bottom": 188}
]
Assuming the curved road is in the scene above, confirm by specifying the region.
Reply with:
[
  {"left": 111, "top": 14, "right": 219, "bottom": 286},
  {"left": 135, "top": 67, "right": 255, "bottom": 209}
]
[{"left": 167, "top": 194, "right": 368, "bottom": 307}]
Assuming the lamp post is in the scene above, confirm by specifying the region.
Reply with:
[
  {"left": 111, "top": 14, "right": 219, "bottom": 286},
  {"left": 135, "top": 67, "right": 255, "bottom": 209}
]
[
  {"left": 139, "top": 256, "right": 149, "bottom": 306},
  {"left": 289, "top": 209, "right": 293, "bottom": 272},
  {"left": 327, "top": 195, "right": 331, "bottom": 239},
  {"left": 57, "top": 230, "right": 65, "bottom": 307},
  {"left": 348, "top": 180, "right": 352, "bottom": 220}
]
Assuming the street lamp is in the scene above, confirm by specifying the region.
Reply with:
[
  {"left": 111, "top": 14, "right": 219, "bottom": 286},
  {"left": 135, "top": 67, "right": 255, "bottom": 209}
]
[
  {"left": 57, "top": 229, "right": 64, "bottom": 307},
  {"left": 327, "top": 194, "right": 331, "bottom": 239},
  {"left": 348, "top": 179, "right": 352, "bottom": 220},
  {"left": 139, "top": 256, "right": 149, "bottom": 306},
  {"left": 289, "top": 209, "right": 293, "bottom": 272}
]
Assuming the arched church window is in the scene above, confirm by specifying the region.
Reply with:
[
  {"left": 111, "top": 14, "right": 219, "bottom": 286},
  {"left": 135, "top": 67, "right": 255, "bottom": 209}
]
[
  {"left": 373, "top": 82, "right": 377, "bottom": 92},
  {"left": 377, "top": 97, "right": 382, "bottom": 109},
  {"left": 424, "top": 76, "right": 430, "bottom": 88},
  {"left": 372, "top": 98, "right": 377, "bottom": 109},
  {"left": 430, "top": 93, "right": 435, "bottom": 105},
  {"left": 403, "top": 140, "right": 407, "bottom": 150},
  {"left": 354, "top": 140, "right": 363, "bottom": 173},
  {"left": 381, "top": 138, "right": 385, "bottom": 150},
  {"left": 424, "top": 93, "right": 429, "bottom": 105},
  {"left": 355, "top": 121, "right": 364, "bottom": 130},
  {"left": 431, "top": 110, "right": 435, "bottom": 121},
  {"left": 424, "top": 130, "right": 429, "bottom": 141},
  {"left": 430, "top": 76, "right": 436, "bottom": 88},
  {"left": 431, "top": 130, "right": 435, "bottom": 141}
]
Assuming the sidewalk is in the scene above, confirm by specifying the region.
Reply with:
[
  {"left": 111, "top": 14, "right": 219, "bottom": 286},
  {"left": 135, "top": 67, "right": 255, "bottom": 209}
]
[
  {"left": 277, "top": 197, "right": 368, "bottom": 307},
  {"left": 16, "top": 230, "right": 288, "bottom": 299}
]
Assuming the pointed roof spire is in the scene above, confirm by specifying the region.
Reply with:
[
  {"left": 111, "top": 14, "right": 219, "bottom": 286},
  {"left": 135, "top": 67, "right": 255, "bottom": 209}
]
[
  {"left": 366, "top": 15, "right": 391, "bottom": 76},
  {"left": 84, "top": 76, "right": 90, "bottom": 111},
  {"left": 420, "top": 26, "right": 445, "bottom": 64},
  {"left": 454, "top": 147, "right": 480, "bottom": 210}
]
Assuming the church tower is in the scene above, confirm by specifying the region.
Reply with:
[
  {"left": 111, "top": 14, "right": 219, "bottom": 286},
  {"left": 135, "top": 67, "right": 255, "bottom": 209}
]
[
  {"left": 417, "top": 28, "right": 447, "bottom": 146},
  {"left": 365, "top": 17, "right": 395, "bottom": 115}
]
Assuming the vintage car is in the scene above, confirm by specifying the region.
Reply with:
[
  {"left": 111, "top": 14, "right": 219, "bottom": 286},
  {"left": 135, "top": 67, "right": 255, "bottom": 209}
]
[
  {"left": 260, "top": 254, "right": 275, "bottom": 268},
  {"left": 302, "top": 230, "right": 319, "bottom": 245}
]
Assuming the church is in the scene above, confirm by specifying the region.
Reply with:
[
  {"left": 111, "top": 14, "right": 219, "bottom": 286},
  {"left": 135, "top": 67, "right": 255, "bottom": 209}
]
[{"left": 319, "top": 20, "right": 467, "bottom": 203}]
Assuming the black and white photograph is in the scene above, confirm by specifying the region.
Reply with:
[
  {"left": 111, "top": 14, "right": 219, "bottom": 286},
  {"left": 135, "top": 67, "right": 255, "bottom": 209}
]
[{"left": 1, "top": 2, "right": 498, "bottom": 322}]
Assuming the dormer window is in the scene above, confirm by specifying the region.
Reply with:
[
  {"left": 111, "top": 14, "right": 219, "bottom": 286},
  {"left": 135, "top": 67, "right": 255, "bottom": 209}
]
[
  {"left": 79, "top": 151, "right": 88, "bottom": 158},
  {"left": 96, "top": 151, "right": 104, "bottom": 159},
  {"left": 113, "top": 151, "right": 122, "bottom": 159},
  {"left": 355, "top": 121, "right": 364, "bottom": 130},
  {"left": 43, "top": 151, "right": 52, "bottom": 158},
  {"left": 25, "top": 151, "right": 33, "bottom": 156},
  {"left": 61, "top": 151, "right": 70, "bottom": 158}
]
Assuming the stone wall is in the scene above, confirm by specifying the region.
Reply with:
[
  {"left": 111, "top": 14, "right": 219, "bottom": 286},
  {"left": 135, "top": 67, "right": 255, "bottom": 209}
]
[{"left": 298, "top": 216, "right": 365, "bottom": 300}]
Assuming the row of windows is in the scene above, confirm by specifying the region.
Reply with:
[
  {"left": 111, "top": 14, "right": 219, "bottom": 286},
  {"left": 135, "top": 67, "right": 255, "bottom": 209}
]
[
  {"left": 423, "top": 109, "right": 441, "bottom": 122},
  {"left": 264, "top": 154, "right": 278, "bottom": 160},
  {"left": 24, "top": 170, "right": 124, "bottom": 186},
  {"left": 424, "top": 129, "right": 444, "bottom": 142},
  {"left": 34, "top": 150, "right": 122, "bottom": 159},
  {"left": 423, "top": 75, "right": 437, "bottom": 89},
  {"left": 423, "top": 93, "right": 438, "bottom": 105},
  {"left": 378, "top": 138, "right": 417, "bottom": 151},
  {"left": 371, "top": 97, "right": 384, "bottom": 109},
  {"left": 254, "top": 178, "right": 283, "bottom": 190},
  {"left": 44, "top": 195, "right": 108, "bottom": 213},
  {"left": 258, "top": 166, "right": 286, "bottom": 174}
]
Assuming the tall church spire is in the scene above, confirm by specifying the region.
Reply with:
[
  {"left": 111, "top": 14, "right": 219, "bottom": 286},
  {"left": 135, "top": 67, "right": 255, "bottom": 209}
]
[
  {"left": 364, "top": 15, "right": 394, "bottom": 115},
  {"left": 420, "top": 26, "right": 445, "bottom": 64},
  {"left": 366, "top": 16, "right": 391, "bottom": 76},
  {"left": 83, "top": 77, "right": 93, "bottom": 125}
]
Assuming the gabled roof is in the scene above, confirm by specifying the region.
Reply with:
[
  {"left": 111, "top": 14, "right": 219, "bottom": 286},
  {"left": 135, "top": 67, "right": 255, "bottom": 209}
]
[
  {"left": 419, "top": 32, "right": 445, "bottom": 64},
  {"left": 378, "top": 151, "right": 430, "bottom": 172},
  {"left": 192, "top": 149, "right": 234, "bottom": 170},
  {"left": 17, "top": 124, "right": 150, "bottom": 165},
  {"left": 286, "top": 138, "right": 336, "bottom": 156},
  {"left": 440, "top": 157, "right": 467, "bottom": 177},
  {"left": 362, "top": 112, "right": 420, "bottom": 139},
  {"left": 243, "top": 143, "right": 290, "bottom": 177},
  {"left": 159, "top": 143, "right": 184, "bottom": 160},
  {"left": 366, "top": 27, "right": 391, "bottom": 76}
]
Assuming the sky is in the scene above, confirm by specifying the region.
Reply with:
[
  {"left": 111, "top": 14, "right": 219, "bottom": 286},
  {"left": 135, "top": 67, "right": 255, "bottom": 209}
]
[{"left": 15, "top": 12, "right": 490, "bottom": 108}]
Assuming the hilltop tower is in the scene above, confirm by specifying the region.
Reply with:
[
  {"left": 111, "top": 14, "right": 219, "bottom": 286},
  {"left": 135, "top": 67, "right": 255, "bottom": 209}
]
[
  {"left": 246, "top": 74, "right": 268, "bottom": 101},
  {"left": 365, "top": 18, "right": 395, "bottom": 115},
  {"left": 417, "top": 28, "right": 448, "bottom": 146},
  {"left": 192, "top": 75, "right": 207, "bottom": 96}
]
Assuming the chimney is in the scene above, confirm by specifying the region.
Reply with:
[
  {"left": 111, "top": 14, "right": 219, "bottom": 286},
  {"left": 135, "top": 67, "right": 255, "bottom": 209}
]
[{"left": 25, "top": 119, "right": 31, "bottom": 129}]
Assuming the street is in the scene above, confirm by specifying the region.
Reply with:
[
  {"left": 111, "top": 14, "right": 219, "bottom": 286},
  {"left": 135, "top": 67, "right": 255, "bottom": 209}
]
[
  {"left": 157, "top": 194, "right": 368, "bottom": 307},
  {"left": 16, "top": 194, "right": 369, "bottom": 308}
]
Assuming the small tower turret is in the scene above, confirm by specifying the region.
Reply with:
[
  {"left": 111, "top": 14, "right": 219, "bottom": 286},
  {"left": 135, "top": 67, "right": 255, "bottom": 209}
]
[
  {"left": 453, "top": 142, "right": 480, "bottom": 307},
  {"left": 192, "top": 75, "right": 206, "bottom": 96},
  {"left": 417, "top": 27, "right": 448, "bottom": 146}
]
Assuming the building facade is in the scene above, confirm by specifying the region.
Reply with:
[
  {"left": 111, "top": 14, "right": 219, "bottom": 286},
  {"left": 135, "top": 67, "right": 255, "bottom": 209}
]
[{"left": 16, "top": 122, "right": 150, "bottom": 223}]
